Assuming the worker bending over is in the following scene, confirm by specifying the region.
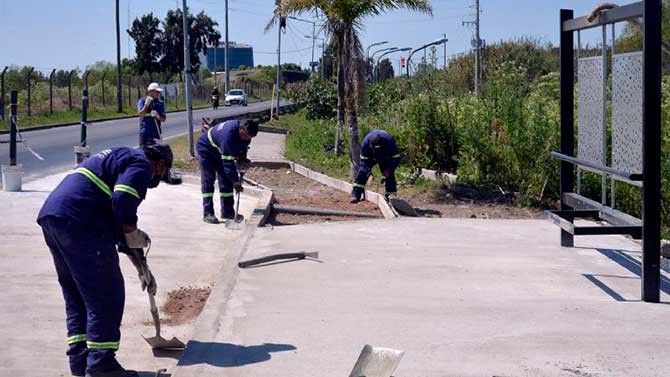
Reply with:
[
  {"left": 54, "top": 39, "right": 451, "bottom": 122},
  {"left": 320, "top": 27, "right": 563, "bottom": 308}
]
[
  {"left": 37, "top": 141, "right": 173, "bottom": 377},
  {"left": 351, "top": 129, "right": 401, "bottom": 203},
  {"left": 198, "top": 118, "right": 259, "bottom": 224}
]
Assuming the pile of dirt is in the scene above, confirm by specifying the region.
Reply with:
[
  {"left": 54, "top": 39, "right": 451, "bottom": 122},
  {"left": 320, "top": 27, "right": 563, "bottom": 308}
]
[
  {"left": 245, "top": 166, "right": 381, "bottom": 225},
  {"left": 402, "top": 183, "right": 544, "bottom": 220},
  {"left": 159, "top": 286, "right": 211, "bottom": 326}
]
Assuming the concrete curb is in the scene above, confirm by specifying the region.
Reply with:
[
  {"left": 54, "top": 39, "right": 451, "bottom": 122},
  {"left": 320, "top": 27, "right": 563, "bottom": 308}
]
[
  {"left": 171, "top": 184, "right": 273, "bottom": 377},
  {"left": 287, "top": 161, "right": 398, "bottom": 219},
  {"left": 420, "top": 168, "right": 457, "bottom": 184}
]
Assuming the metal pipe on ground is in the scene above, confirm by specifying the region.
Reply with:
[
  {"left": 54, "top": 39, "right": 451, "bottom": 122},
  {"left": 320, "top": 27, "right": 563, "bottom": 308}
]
[{"left": 272, "top": 204, "right": 383, "bottom": 219}]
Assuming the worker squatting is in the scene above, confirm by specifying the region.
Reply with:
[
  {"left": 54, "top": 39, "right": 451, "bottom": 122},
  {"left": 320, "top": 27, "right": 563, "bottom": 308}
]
[{"left": 37, "top": 82, "right": 399, "bottom": 376}]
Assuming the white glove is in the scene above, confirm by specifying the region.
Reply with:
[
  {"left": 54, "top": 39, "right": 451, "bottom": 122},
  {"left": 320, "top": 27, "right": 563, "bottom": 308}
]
[
  {"left": 150, "top": 110, "right": 159, "bottom": 118},
  {"left": 125, "top": 229, "right": 150, "bottom": 249}
]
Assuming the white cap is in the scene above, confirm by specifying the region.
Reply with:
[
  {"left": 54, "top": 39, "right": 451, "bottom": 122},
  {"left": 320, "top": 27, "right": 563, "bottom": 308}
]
[{"left": 147, "top": 82, "right": 163, "bottom": 92}]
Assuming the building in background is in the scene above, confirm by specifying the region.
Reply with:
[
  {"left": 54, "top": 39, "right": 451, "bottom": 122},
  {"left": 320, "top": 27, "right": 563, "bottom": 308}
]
[{"left": 202, "top": 41, "right": 254, "bottom": 72}]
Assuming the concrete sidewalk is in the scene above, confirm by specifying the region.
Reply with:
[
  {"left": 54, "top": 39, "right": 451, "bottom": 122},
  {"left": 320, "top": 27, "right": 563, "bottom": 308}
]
[
  {"left": 174, "top": 218, "right": 670, "bottom": 377},
  {"left": 0, "top": 172, "right": 265, "bottom": 377}
]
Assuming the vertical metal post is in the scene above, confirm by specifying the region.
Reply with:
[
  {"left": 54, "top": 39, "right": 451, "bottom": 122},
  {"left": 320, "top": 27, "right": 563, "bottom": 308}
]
[
  {"left": 49, "top": 69, "right": 56, "bottom": 114},
  {"left": 474, "top": 0, "right": 481, "bottom": 94},
  {"left": 116, "top": 0, "right": 124, "bottom": 112},
  {"left": 610, "top": 24, "right": 616, "bottom": 208},
  {"left": 559, "top": 9, "right": 575, "bottom": 248},
  {"left": 9, "top": 91, "right": 17, "bottom": 166},
  {"left": 26, "top": 67, "right": 33, "bottom": 117},
  {"left": 443, "top": 33, "right": 447, "bottom": 69},
  {"left": 0, "top": 67, "right": 7, "bottom": 122},
  {"left": 68, "top": 70, "right": 74, "bottom": 111},
  {"left": 601, "top": 26, "right": 608, "bottom": 206},
  {"left": 275, "top": 5, "right": 282, "bottom": 119},
  {"left": 576, "top": 31, "right": 582, "bottom": 195},
  {"left": 224, "top": 0, "right": 230, "bottom": 93},
  {"left": 80, "top": 90, "right": 88, "bottom": 147},
  {"left": 84, "top": 71, "right": 90, "bottom": 92},
  {"left": 101, "top": 73, "right": 106, "bottom": 108},
  {"left": 641, "top": 0, "right": 662, "bottom": 303},
  {"left": 182, "top": 0, "right": 195, "bottom": 157},
  {"left": 127, "top": 77, "right": 132, "bottom": 108},
  {"left": 175, "top": 84, "right": 179, "bottom": 110}
]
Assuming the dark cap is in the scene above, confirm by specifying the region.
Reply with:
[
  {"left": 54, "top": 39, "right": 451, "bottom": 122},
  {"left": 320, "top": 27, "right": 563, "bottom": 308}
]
[{"left": 142, "top": 139, "right": 174, "bottom": 168}]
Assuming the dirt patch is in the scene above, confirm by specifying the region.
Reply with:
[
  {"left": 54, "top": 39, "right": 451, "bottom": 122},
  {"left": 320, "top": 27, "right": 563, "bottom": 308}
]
[
  {"left": 400, "top": 183, "right": 544, "bottom": 220},
  {"left": 245, "top": 166, "right": 381, "bottom": 225},
  {"left": 159, "top": 286, "right": 211, "bottom": 326}
]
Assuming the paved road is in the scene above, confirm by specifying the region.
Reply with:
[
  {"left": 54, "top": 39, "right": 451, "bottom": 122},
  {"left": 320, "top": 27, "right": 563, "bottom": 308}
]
[{"left": 0, "top": 100, "right": 280, "bottom": 182}]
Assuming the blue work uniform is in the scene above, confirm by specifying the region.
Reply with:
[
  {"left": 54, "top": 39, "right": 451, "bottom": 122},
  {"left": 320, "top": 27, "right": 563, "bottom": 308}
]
[
  {"left": 196, "top": 120, "right": 250, "bottom": 218},
  {"left": 352, "top": 130, "right": 401, "bottom": 199},
  {"left": 37, "top": 147, "right": 152, "bottom": 375},
  {"left": 137, "top": 96, "right": 166, "bottom": 146}
]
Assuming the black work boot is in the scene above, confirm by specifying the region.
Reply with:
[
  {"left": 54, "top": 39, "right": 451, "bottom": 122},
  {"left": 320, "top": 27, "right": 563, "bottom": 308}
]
[
  {"left": 85, "top": 365, "right": 138, "bottom": 377},
  {"left": 203, "top": 214, "right": 220, "bottom": 224},
  {"left": 223, "top": 213, "right": 244, "bottom": 222}
]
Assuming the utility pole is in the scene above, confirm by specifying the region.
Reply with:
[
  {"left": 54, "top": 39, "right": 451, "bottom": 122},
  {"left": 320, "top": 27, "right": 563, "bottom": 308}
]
[
  {"left": 475, "top": 0, "right": 481, "bottom": 94},
  {"left": 443, "top": 33, "right": 447, "bottom": 69},
  {"left": 275, "top": 0, "right": 282, "bottom": 119},
  {"left": 463, "top": 0, "right": 481, "bottom": 93},
  {"left": 182, "top": 0, "right": 194, "bottom": 156},
  {"left": 116, "top": 0, "right": 123, "bottom": 112},
  {"left": 224, "top": 0, "right": 230, "bottom": 93},
  {"left": 311, "top": 22, "right": 316, "bottom": 72}
]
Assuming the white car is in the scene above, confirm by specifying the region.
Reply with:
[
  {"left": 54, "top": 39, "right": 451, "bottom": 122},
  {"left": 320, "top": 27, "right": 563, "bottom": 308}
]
[{"left": 225, "top": 89, "right": 248, "bottom": 107}]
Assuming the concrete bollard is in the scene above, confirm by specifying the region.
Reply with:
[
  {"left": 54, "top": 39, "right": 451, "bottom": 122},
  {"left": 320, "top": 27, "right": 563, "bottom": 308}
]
[{"left": 1, "top": 164, "right": 23, "bottom": 192}]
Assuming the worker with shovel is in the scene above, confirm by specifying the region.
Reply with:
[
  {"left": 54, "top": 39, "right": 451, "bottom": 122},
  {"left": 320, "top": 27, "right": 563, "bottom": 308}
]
[
  {"left": 351, "top": 130, "right": 401, "bottom": 204},
  {"left": 199, "top": 118, "right": 259, "bottom": 224},
  {"left": 37, "top": 141, "right": 174, "bottom": 377},
  {"left": 137, "top": 83, "right": 181, "bottom": 185}
]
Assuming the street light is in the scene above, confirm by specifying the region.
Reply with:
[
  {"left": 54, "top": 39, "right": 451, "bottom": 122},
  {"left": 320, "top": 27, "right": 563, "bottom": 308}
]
[
  {"left": 371, "top": 47, "right": 397, "bottom": 63},
  {"left": 375, "top": 47, "right": 411, "bottom": 83},
  {"left": 290, "top": 16, "right": 319, "bottom": 72},
  {"left": 407, "top": 37, "right": 449, "bottom": 76},
  {"left": 366, "top": 41, "right": 389, "bottom": 62}
]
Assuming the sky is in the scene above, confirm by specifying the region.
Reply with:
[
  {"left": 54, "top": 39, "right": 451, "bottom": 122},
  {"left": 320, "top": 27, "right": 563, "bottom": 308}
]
[{"left": 0, "top": 0, "right": 608, "bottom": 76}]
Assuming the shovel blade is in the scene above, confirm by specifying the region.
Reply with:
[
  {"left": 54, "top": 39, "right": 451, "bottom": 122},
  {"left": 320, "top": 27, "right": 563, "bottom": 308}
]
[{"left": 143, "top": 335, "right": 186, "bottom": 350}]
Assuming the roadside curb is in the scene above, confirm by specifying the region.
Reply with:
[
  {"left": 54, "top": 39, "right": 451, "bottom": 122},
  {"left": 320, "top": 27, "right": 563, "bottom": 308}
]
[{"left": 170, "top": 182, "right": 273, "bottom": 377}]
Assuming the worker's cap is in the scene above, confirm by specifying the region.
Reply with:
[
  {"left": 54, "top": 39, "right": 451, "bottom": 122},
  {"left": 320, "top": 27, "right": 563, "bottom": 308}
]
[
  {"left": 142, "top": 139, "right": 173, "bottom": 168},
  {"left": 147, "top": 82, "right": 164, "bottom": 92},
  {"left": 371, "top": 134, "right": 386, "bottom": 150}
]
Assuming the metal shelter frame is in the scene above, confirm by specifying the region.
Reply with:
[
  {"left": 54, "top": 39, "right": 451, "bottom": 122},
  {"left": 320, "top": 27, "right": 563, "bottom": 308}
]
[{"left": 547, "top": 1, "right": 662, "bottom": 303}]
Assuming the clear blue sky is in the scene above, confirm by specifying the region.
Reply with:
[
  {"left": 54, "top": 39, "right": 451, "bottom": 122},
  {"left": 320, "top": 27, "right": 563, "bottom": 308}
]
[{"left": 0, "top": 0, "right": 606, "bottom": 76}]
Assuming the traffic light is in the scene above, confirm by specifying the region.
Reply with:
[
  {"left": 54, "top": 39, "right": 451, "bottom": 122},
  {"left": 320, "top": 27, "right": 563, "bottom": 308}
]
[{"left": 401, "top": 57, "right": 406, "bottom": 68}]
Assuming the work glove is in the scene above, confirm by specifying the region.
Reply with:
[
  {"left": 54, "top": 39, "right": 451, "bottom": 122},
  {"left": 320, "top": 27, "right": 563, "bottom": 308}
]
[
  {"left": 233, "top": 181, "right": 244, "bottom": 193},
  {"left": 124, "top": 228, "right": 150, "bottom": 249},
  {"left": 150, "top": 110, "right": 159, "bottom": 119},
  {"left": 145, "top": 96, "right": 154, "bottom": 104}
]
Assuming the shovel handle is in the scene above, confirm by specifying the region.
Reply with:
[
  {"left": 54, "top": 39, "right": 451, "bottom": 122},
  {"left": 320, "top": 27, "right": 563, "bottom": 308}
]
[{"left": 148, "top": 292, "right": 161, "bottom": 337}]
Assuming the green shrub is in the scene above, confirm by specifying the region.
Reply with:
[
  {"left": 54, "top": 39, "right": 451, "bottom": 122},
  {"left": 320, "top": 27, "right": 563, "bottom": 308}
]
[{"left": 286, "top": 77, "right": 337, "bottom": 120}]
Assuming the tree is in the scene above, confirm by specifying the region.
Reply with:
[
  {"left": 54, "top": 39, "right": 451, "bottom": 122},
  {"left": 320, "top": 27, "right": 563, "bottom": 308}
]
[
  {"left": 273, "top": 0, "right": 432, "bottom": 179},
  {"left": 127, "top": 13, "right": 163, "bottom": 75},
  {"left": 161, "top": 8, "right": 221, "bottom": 77},
  {"left": 377, "top": 58, "right": 394, "bottom": 81}
]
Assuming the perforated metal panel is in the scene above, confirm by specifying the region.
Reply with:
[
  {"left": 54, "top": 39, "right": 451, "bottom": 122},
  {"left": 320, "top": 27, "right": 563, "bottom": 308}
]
[
  {"left": 577, "top": 56, "right": 605, "bottom": 165},
  {"left": 612, "top": 52, "right": 643, "bottom": 181}
]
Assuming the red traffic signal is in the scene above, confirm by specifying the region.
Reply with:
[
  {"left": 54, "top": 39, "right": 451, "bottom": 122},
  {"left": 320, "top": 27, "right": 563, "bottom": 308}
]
[{"left": 401, "top": 57, "right": 406, "bottom": 67}]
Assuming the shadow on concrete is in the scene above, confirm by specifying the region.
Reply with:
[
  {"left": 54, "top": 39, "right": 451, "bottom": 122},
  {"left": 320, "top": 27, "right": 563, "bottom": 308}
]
[
  {"left": 243, "top": 257, "right": 322, "bottom": 269},
  {"left": 138, "top": 371, "right": 171, "bottom": 377},
  {"left": 177, "top": 341, "right": 297, "bottom": 368},
  {"left": 581, "top": 248, "right": 670, "bottom": 302}
]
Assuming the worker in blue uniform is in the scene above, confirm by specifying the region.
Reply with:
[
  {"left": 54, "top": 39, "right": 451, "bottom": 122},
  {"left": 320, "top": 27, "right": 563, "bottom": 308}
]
[
  {"left": 198, "top": 118, "right": 259, "bottom": 224},
  {"left": 37, "top": 140, "right": 174, "bottom": 377},
  {"left": 351, "top": 130, "right": 401, "bottom": 203},
  {"left": 137, "top": 83, "right": 166, "bottom": 147}
]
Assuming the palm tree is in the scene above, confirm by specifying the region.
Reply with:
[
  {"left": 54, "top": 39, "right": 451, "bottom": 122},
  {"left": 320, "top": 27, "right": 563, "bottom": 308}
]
[{"left": 269, "top": 0, "right": 432, "bottom": 179}]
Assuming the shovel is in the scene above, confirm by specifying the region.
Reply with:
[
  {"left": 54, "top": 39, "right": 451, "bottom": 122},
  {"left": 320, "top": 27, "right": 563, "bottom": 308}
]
[{"left": 134, "top": 247, "right": 185, "bottom": 350}]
